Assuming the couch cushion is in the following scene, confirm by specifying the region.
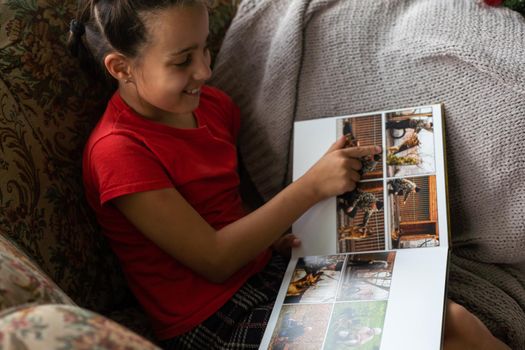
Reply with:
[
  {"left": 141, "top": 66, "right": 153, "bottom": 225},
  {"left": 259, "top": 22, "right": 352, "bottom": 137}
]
[
  {"left": 0, "top": 235, "right": 73, "bottom": 309},
  {"left": 0, "top": 304, "right": 160, "bottom": 349},
  {"left": 0, "top": 0, "right": 132, "bottom": 313}
]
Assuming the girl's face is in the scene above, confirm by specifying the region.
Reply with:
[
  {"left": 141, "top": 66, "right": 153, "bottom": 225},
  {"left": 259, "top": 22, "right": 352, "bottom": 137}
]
[{"left": 127, "top": 4, "right": 212, "bottom": 121}]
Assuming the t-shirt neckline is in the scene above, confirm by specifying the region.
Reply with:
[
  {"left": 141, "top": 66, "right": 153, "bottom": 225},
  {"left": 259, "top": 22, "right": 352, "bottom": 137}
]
[{"left": 111, "top": 91, "right": 207, "bottom": 135}]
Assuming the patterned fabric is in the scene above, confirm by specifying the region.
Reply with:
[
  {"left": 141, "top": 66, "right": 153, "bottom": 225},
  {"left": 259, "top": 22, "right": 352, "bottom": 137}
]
[
  {"left": 0, "top": 304, "right": 160, "bottom": 349},
  {"left": 161, "top": 253, "right": 287, "bottom": 350},
  {"left": 106, "top": 306, "right": 158, "bottom": 343},
  {"left": 0, "top": 0, "right": 128, "bottom": 313},
  {"left": 209, "top": 1, "right": 242, "bottom": 64},
  {"left": 0, "top": 234, "right": 73, "bottom": 309}
]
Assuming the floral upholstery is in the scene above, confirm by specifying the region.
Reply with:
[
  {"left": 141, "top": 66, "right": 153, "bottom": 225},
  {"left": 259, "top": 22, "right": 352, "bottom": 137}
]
[
  {"left": 0, "top": 235, "right": 73, "bottom": 310},
  {"left": 209, "top": 1, "right": 242, "bottom": 65},
  {"left": 0, "top": 0, "right": 239, "bottom": 345},
  {"left": 0, "top": 0, "right": 130, "bottom": 314},
  {"left": 0, "top": 304, "right": 160, "bottom": 349}
]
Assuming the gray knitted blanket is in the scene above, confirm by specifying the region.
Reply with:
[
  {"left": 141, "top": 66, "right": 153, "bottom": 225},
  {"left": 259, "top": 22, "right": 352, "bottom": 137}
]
[{"left": 211, "top": 0, "right": 525, "bottom": 347}]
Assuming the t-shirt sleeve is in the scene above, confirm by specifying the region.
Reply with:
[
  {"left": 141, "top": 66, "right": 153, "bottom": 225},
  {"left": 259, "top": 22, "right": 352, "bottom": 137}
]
[
  {"left": 88, "top": 134, "right": 173, "bottom": 206},
  {"left": 205, "top": 86, "right": 241, "bottom": 142}
]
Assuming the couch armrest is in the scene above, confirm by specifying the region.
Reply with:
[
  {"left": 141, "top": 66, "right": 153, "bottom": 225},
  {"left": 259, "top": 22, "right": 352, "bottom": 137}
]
[
  {"left": 0, "top": 233, "right": 73, "bottom": 310},
  {"left": 0, "top": 304, "right": 160, "bottom": 349}
]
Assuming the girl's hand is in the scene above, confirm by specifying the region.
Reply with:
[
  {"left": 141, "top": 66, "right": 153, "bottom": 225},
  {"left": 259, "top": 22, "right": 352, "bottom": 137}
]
[
  {"left": 271, "top": 233, "right": 301, "bottom": 257},
  {"left": 300, "top": 136, "right": 381, "bottom": 201}
]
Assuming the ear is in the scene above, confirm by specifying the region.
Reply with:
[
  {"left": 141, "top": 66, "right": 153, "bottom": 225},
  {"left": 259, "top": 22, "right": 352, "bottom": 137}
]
[{"left": 104, "top": 53, "right": 132, "bottom": 82}]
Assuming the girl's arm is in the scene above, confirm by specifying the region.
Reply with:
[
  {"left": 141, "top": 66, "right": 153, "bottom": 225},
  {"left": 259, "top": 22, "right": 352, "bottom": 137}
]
[{"left": 113, "top": 138, "right": 380, "bottom": 283}]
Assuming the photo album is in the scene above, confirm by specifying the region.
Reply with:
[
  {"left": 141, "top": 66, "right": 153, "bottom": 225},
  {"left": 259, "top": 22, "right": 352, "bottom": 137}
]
[{"left": 260, "top": 104, "right": 450, "bottom": 350}]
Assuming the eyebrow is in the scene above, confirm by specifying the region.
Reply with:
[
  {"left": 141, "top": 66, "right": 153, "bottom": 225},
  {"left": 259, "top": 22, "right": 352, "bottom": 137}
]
[
  {"left": 168, "top": 34, "right": 210, "bottom": 57},
  {"left": 169, "top": 44, "right": 199, "bottom": 57}
]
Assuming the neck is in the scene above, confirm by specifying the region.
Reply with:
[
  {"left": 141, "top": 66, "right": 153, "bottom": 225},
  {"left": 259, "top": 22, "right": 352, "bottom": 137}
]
[{"left": 118, "top": 86, "right": 197, "bottom": 129}]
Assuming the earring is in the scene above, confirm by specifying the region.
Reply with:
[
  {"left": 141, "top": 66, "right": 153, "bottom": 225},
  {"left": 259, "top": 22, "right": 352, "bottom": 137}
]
[{"left": 124, "top": 77, "right": 133, "bottom": 84}]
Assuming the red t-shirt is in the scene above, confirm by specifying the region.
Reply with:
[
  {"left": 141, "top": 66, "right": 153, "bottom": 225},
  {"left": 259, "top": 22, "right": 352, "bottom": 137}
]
[{"left": 83, "top": 85, "right": 271, "bottom": 339}]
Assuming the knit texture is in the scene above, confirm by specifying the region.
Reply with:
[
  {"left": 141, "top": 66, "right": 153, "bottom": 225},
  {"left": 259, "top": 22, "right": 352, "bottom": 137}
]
[{"left": 211, "top": 0, "right": 525, "bottom": 347}]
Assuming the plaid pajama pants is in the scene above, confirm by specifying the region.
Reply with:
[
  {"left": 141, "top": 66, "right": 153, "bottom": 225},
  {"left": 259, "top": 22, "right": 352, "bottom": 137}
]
[{"left": 160, "top": 253, "right": 288, "bottom": 350}]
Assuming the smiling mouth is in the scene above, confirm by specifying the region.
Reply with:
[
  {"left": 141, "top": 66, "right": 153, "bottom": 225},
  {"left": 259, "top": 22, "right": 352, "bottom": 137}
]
[{"left": 183, "top": 88, "right": 200, "bottom": 96}]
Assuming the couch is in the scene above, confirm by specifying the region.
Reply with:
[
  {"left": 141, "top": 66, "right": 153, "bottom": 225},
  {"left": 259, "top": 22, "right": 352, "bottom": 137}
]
[{"left": 0, "top": 0, "right": 239, "bottom": 348}]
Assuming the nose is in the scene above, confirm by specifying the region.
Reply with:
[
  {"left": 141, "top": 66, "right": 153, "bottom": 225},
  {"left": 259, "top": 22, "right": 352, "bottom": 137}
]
[{"left": 193, "top": 52, "right": 212, "bottom": 81}]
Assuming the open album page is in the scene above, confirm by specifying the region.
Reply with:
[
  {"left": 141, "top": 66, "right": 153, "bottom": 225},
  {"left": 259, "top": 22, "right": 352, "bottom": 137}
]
[{"left": 259, "top": 105, "right": 449, "bottom": 350}]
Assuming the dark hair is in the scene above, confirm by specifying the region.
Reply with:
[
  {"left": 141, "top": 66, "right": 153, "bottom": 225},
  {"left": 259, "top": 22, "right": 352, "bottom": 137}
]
[{"left": 67, "top": 0, "right": 211, "bottom": 82}]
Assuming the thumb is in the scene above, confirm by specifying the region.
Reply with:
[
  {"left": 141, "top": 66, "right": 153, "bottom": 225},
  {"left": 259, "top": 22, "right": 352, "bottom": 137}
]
[
  {"left": 283, "top": 233, "right": 301, "bottom": 246},
  {"left": 325, "top": 136, "right": 347, "bottom": 154}
]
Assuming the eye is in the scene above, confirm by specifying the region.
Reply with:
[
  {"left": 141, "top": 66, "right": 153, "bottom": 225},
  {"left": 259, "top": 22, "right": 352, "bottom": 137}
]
[{"left": 174, "top": 55, "right": 192, "bottom": 67}]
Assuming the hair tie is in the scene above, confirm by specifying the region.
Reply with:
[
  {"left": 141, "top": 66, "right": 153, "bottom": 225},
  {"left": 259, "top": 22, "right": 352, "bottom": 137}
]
[{"left": 70, "top": 19, "right": 85, "bottom": 38}]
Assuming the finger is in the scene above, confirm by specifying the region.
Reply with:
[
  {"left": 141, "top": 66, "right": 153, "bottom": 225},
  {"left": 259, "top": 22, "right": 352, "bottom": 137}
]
[
  {"left": 346, "top": 158, "right": 363, "bottom": 171},
  {"left": 285, "top": 234, "right": 301, "bottom": 247},
  {"left": 346, "top": 182, "right": 357, "bottom": 193},
  {"left": 281, "top": 233, "right": 299, "bottom": 244},
  {"left": 342, "top": 145, "right": 382, "bottom": 158},
  {"left": 347, "top": 169, "right": 361, "bottom": 183},
  {"left": 325, "top": 136, "right": 347, "bottom": 154}
]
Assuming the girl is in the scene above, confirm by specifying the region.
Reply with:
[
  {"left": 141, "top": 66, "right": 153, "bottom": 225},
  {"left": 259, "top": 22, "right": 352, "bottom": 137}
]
[{"left": 68, "top": 1, "right": 509, "bottom": 349}]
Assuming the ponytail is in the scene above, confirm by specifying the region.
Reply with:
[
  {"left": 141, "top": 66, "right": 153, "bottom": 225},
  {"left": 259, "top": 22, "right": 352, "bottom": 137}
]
[
  {"left": 66, "top": 0, "right": 107, "bottom": 80},
  {"left": 68, "top": 19, "right": 85, "bottom": 57}
]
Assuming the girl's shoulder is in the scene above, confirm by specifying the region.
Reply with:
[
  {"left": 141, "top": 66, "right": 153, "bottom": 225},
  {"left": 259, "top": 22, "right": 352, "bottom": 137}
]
[{"left": 198, "top": 85, "right": 240, "bottom": 140}]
